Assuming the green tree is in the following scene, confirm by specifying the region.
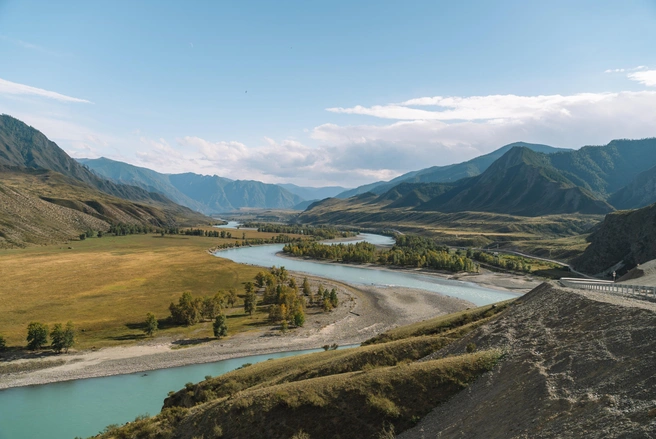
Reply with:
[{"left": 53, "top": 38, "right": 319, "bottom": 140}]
[
  {"left": 292, "top": 308, "right": 305, "bottom": 327},
  {"left": 50, "top": 323, "right": 65, "bottom": 353},
  {"left": 329, "top": 288, "right": 339, "bottom": 308},
  {"left": 302, "top": 277, "right": 311, "bottom": 296},
  {"left": 26, "top": 322, "right": 49, "bottom": 350},
  {"left": 169, "top": 292, "right": 202, "bottom": 325},
  {"left": 213, "top": 314, "right": 228, "bottom": 338},
  {"left": 202, "top": 293, "right": 224, "bottom": 320},
  {"left": 244, "top": 290, "right": 257, "bottom": 316},
  {"left": 144, "top": 313, "right": 158, "bottom": 337},
  {"left": 51, "top": 322, "right": 75, "bottom": 353},
  {"left": 227, "top": 288, "right": 238, "bottom": 308}
]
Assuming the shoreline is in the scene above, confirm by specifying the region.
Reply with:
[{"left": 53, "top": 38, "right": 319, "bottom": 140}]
[
  {"left": 274, "top": 251, "right": 539, "bottom": 294},
  {"left": 0, "top": 274, "right": 475, "bottom": 390}
]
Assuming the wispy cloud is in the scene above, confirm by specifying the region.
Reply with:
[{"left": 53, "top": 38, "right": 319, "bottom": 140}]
[
  {"left": 0, "top": 35, "right": 68, "bottom": 57},
  {"left": 0, "top": 78, "right": 91, "bottom": 103},
  {"left": 627, "top": 70, "right": 656, "bottom": 87}
]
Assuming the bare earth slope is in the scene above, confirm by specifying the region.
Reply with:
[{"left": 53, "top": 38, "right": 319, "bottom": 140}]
[{"left": 399, "top": 283, "right": 656, "bottom": 439}]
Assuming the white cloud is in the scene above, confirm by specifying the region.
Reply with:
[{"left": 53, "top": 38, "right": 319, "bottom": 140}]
[
  {"left": 328, "top": 93, "right": 621, "bottom": 121},
  {"left": 627, "top": 70, "right": 656, "bottom": 87},
  {"left": 0, "top": 78, "right": 91, "bottom": 103},
  {"left": 125, "top": 90, "right": 656, "bottom": 187}
]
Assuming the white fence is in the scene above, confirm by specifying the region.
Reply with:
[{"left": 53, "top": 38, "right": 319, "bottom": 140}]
[{"left": 559, "top": 277, "right": 656, "bottom": 302}]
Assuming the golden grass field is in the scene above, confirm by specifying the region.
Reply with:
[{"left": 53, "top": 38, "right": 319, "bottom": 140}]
[{"left": 0, "top": 230, "right": 303, "bottom": 349}]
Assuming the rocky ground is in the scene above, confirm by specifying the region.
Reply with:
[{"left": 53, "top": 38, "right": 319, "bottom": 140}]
[{"left": 398, "top": 282, "right": 656, "bottom": 439}]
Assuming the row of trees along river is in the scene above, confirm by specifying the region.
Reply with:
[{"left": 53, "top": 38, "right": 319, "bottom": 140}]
[{"left": 283, "top": 234, "right": 479, "bottom": 273}]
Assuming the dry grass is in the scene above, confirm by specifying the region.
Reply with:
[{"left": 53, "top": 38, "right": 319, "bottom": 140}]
[
  {"left": 0, "top": 233, "right": 290, "bottom": 349},
  {"left": 98, "top": 350, "right": 502, "bottom": 439},
  {"left": 362, "top": 300, "right": 513, "bottom": 346}
]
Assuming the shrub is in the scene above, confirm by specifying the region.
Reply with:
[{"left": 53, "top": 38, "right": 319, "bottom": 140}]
[{"left": 466, "top": 342, "right": 477, "bottom": 353}]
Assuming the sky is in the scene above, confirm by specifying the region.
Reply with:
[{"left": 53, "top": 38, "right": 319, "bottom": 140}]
[{"left": 1, "top": 0, "right": 656, "bottom": 187}]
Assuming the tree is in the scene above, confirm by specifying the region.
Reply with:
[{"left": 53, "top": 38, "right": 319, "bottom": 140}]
[
  {"left": 51, "top": 322, "right": 75, "bottom": 353},
  {"left": 51, "top": 323, "right": 65, "bottom": 353},
  {"left": 144, "top": 313, "right": 158, "bottom": 337},
  {"left": 202, "top": 293, "right": 224, "bottom": 320},
  {"left": 302, "top": 277, "right": 311, "bottom": 296},
  {"left": 244, "top": 281, "right": 255, "bottom": 294},
  {"left": 169, "top": 292, "right": 202, "bottom": 325},
  {"left": 292, "top": 308, "right": 305, "bottom": 327},
  {"left": 79, "top": 233, "right": 86, "bottom": 241},
  {"left": 227, "top": 288, "right": 238, "bottom": 308},
  {"left": 213, "top": 314, "right": 228, "bottom": 338},
  {"left": 244, "top": 290, "right": 257, "bottom": 316},
  {"left": 329, "top": 288, "right": 339, "bottom": 308},
  {"left": 26, "top": 322, "right": 49, "bottom": 350},
  {"left": 0, "top": 335, "right": 6, "bottom": 351}
]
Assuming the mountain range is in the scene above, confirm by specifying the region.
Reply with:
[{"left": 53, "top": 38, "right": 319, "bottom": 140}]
[
  {"left": 79, "top": 157, "right": 349, "bottom": 214},
  {"left": 336, "top": 142, "right": 571, "bottom": 198},
  {"left": 303, "top": 138, "right": 656, "bottom": 222}
]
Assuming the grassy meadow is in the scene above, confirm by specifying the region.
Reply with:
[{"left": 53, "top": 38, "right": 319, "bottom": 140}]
[{"left": 0, "top": 230, "right": 303, "bottom": 349}]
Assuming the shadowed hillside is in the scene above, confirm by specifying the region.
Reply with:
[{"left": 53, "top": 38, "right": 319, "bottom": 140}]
[{"left": 572, "top": 202, "right": 656, "bottom": 275}]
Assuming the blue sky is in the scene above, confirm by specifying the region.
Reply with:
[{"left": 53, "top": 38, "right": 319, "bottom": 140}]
[{"left": 1, "top": 0, "right": 656, "bottom": 186}]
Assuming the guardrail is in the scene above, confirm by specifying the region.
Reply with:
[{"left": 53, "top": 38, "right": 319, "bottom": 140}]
[{"left": 559, "top": 277, "right": 656, "bottom": 302}]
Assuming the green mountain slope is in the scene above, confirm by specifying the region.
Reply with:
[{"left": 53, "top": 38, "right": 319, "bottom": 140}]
[
  {"left": 336, "top": 142, "right": 569, "bottom": 198},
  {"left": 548, "top": 138, "right": 656, "bottom": 197},
  {"left": 416, "top": 147, "right": 614, "bottom": 216}
]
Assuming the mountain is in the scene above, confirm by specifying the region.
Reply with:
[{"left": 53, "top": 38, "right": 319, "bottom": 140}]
[
  {"left": 336, "top": 142, "right": 570, "bottom": 198},
  {"left": 415, "top": 147, "right": 614, "bottom": 216},
  {"left": 378, "top": 182, "right": 457, "bottom": 209},
  {"left": 606, "top": 164, "right": 656, "bottom": 210},
  {"left": 278, "top": 183, "right": 349, "bottom": 201},
  {"left": 0, "top": 115, "right": 209, "bottom": 247},
  {"left": 81, "top": 158, "right": 305, "bottom": 213},
  {"left": 572, "top": 202, "right": 656, "bottom": 275},
  {"left": 548, "top": 138, "right": 656, "bottom": 198},
  {"left": 77, "top": 157, "right": 207, "bottom": 213},
  {"left": 0, "top": 115, "right": 180, "bottom": 205}
]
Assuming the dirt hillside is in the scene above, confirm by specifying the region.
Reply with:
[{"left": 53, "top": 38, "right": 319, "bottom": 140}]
[{"left": 399, "top": 283, "right": 656, "bottom": 439}]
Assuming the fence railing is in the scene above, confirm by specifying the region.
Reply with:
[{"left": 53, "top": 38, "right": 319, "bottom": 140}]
[{"left": 559, "top": 277, "right": 656, "bottom": 302}]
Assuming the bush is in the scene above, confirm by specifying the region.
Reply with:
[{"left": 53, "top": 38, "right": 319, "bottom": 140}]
[
  {"left": 0, "top": 335, "right": 6, "bottom": 351},
  {"left": 466, "top": 342, "right": 477, "bottom": 353}
]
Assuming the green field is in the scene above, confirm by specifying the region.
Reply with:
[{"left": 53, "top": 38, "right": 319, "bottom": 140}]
[{"left": 0, "top": 231, "right": 302, "bottom": 349}]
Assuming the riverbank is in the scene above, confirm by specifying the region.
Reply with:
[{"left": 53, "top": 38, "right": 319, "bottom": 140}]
[
  {"left": 275, "top": 251, "right": 541, "bottom": 294},
  {"left": 0, "top": 274, "right": 474, "bottom": 390}
]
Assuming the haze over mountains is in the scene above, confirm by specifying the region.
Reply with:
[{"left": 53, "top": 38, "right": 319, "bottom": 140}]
[{"left": 79, "top": 157, "right": 350, "bottom": 214}]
